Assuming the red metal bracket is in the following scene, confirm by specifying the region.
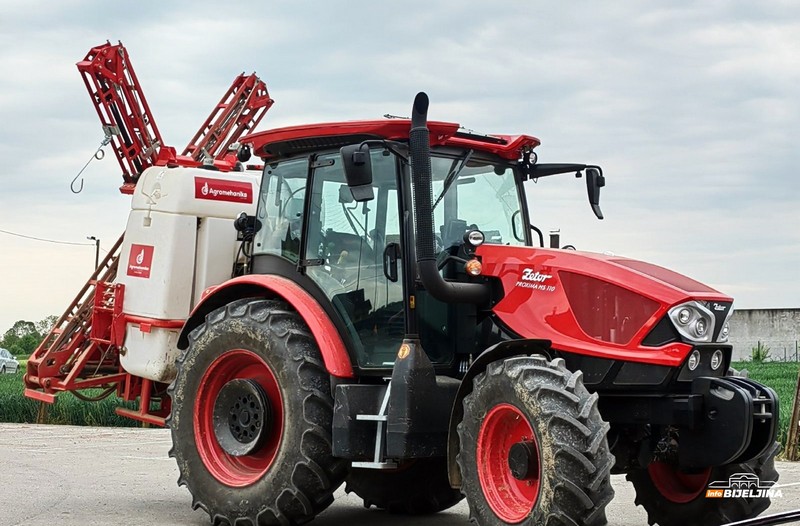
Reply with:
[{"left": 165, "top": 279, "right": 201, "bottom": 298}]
[{"left": 77, "top": 41, "right": 168, "bottom": 186}]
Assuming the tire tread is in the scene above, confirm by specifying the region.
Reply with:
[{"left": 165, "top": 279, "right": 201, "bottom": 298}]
[{"left": 167, "top": 299, "right": 347, "bottom": 526}]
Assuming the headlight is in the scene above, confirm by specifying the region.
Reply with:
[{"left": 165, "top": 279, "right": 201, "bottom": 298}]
[
  {"left": 464, "top": 229, "right": 485, "bottom": 247},
  {"left": 710, "top": 350, "right": 724, "bottom": 370},
  {"left": 717, "top": 303, "right": 734, "bottom": 343},
  {"left": 696, "top": 318, "right": 707, "bottom": 336},
  {"left": 668, "top": 301, "right": 715, "bottom": 343},
  {"left": 687, "top": 350, "right": 701, "bottom": 371}
]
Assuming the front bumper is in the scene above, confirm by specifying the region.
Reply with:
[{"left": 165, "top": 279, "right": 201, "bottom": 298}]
[
  {"left": 598, "top": 375, "right": 778, "bottom": 468},
  {"left": 679, "top": 375, "right": 779, "bottom": 468}
]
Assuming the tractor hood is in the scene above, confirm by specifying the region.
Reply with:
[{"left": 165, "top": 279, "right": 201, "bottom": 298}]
[{"left": 475, "top": 244, "right": 733, "bottom": 367}]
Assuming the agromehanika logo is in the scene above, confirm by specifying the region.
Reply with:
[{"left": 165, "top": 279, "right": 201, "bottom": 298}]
[
  {"left": 705, "top": 473, "right": 781, "bottom": 499},
  {"left": 194, "top": 177, "right": 252, "bottom": 203},
  {"left": 127, "top": 244, "right": 154, "bottom": 279}
]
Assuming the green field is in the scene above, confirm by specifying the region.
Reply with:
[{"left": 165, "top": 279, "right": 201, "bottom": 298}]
[
  {"left": 732, "top": 361, "right": 798, "bottom": 448},
  {"left": 0, "top": 368, "right": 137, "bottom": 427}
]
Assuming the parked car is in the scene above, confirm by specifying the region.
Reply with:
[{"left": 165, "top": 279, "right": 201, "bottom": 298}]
[{"left": 0, "top": 348, "right": 19, "bottom": 374}]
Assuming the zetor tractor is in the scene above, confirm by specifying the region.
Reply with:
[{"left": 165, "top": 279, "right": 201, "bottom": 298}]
[{"left": 164, "top": 92, "right": 779, "bottom": 526}]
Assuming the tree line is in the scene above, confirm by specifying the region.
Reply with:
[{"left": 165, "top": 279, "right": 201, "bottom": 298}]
[{"left": 1, "top": 316, "right": 58, "bottom": 357}]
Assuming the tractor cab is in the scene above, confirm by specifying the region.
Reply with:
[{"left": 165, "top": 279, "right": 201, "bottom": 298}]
[{"left": 243, "top": 118, "right": 601, "bottom": 374}]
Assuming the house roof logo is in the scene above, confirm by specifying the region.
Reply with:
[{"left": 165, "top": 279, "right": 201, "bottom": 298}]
[
  {"left": 705, "top": 473, "right": 781, "bottom": 499},
  {"left": 707, "top": 473, "right": 775, "bottom": 490}
]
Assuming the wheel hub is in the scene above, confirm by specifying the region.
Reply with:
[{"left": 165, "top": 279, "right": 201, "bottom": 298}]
[
  {"left": 213, "top": 378, "right": 271, "bottom": 456},
  {"left": 508, "top": 441, "right": 539, "bottom": 481}
]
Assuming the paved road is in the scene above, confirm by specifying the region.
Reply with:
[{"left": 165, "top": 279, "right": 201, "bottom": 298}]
[{"left": 1, "top": 424, "right": 799, "bottom": 526}]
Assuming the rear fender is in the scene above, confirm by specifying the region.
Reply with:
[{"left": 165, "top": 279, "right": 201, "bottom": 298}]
[
  {"left": 179, "top": 275, "right": 355, "bottom": 378},
  {"left": 447, "top": 338, "right": 551, "bottom": 488}
]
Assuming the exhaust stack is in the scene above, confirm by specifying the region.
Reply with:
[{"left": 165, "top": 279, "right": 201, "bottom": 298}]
[{"left": 409, "top": 93, "right": 489, "bottom": 305}]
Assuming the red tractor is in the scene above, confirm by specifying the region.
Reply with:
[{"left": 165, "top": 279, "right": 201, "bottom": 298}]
[
  {"left": 25, "top": 43, "right": 779, "bottom": 526},
  {"left": 165, "top": 93, "right": 778, "bottom": 526}
]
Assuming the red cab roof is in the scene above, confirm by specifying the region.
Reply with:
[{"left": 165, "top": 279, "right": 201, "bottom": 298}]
[{"left": 243, "top": 119, "right": 540, "bottom": 161}]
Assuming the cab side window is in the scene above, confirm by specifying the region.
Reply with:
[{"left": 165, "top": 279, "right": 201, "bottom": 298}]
[{"left": 253, "top": 158, "right": 309, "bottom": 263}]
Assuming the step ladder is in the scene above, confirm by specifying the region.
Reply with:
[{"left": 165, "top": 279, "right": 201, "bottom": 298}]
[
  {"left": 351, "top": 383, "right": 398, "bottom": 470},
  {"left": 24, "top": 234, "right": 126, "bottom": 402}
]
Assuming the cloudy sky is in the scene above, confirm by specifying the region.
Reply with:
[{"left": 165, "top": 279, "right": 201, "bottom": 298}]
[{"left": 0, "top": 1, "right": 797, "bottom": 334}]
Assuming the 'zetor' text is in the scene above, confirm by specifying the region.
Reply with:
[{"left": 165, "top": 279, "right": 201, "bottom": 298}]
[{"left": 521, "top": 269, "right": 552, "bottom": 282}]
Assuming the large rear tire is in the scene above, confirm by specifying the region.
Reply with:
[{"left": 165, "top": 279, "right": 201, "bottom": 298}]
[
  {"left": 458, "top": 355, "right": 614, "bottom": 526},
  {"left": 627, "top": 441, "right": 780, "bottom": 526},
  {"left": 345, "top": 457, "right": 463, "bottom": 514},
  {"left": 167, "top": 299, "right": 348, "bottom": 525}
]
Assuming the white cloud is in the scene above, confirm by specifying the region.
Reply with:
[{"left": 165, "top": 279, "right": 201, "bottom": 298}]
[{"left": 0, "top": 1, "right": 798, "bottom": 332}]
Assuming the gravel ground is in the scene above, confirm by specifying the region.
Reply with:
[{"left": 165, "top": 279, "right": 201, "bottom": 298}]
[{"left": 1, "top": 423, "right": 798, "bottom": 526}]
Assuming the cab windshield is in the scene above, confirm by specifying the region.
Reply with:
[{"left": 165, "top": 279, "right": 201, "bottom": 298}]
[{"left": 429, "top": 153, "right": 526, "bottom": 251}]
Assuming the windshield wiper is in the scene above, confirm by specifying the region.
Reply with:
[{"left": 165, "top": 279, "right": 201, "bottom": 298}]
[{"left": 432, "top": 149, "right": 473, "bottom": 210}]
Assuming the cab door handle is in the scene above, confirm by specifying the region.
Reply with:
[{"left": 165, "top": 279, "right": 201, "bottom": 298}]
[{"left": 383, "top": 242, "right": 401, "bottom": 282}]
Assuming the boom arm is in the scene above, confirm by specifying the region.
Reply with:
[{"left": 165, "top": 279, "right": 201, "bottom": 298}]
[
  {"left": 182, "top": 73, "right": 273, "bottom": 165},
  {"left": 77, "top": 41, "right": 273, "bottom": 194},
  {"left": 77, "top": 41, "right": 169, "bottom": 191}
]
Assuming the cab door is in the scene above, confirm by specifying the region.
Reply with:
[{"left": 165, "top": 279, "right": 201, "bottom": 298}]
[{"left": 304, "top": 151, "right": 405, "bottom": 369}]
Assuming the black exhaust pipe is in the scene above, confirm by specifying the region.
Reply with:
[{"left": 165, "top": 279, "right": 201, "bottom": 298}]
[{"left": 409, "top": 92, "right": 490, "bottom": 305}]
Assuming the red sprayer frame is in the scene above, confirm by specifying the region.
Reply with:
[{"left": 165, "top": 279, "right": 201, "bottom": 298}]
[{"left": 24, "top": 41, "right": 273, "bottom": 426}]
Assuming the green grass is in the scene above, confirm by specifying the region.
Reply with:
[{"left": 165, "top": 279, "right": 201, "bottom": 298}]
[
  {"left": 0, "top": 368, "right": 138, "bottom": 427},
  {"left": 732, "top": 361, "right": 799, "bottom": 448}
]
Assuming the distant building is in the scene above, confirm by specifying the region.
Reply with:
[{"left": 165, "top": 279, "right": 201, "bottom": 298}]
[{"left": 728, "top": 309, "right": 800, "bottom": 362}]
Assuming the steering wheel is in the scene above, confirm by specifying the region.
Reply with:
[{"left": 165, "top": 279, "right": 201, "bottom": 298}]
[{"left": 280, "top": 186, "right": 306, "bottom": 221}]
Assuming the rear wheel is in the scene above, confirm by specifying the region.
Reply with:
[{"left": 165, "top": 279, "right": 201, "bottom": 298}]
[
  {"left": 345, "top": 457, "right": 463, "bottom": 514},
  {"left": 458, "top": 355, "right": 614, "bottom": 525},
  {"left": 627, "top": 441, "right": 780, "bottom": 526},
  {"left": 168, "top": 299, "right": 348, "bottom": 525}
]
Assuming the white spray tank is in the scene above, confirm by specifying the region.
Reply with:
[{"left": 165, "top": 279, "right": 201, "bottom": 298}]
[{"left": 116, "top": 165, "right": 260, "bottom": 382}]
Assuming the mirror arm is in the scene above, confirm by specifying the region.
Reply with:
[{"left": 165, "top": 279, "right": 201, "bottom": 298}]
[
  {"left": 529, "top": 224, "right": 544, "bottom": 247},
  {"left": 356, "top": 139, "right": 408, "bottom": 161}
]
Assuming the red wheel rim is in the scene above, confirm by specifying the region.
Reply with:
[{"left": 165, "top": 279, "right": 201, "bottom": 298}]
[
  {"left": 193, "top": 349, "right": 283, "bottom": 487},
  {"left": 648, "top": 462, "right": 711, "bottom": 504},
  {"left": 477, "top": 403, "right": 540, "bottom": 523}
]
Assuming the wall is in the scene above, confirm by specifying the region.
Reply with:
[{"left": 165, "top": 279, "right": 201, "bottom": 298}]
[{"left": 728, "top": 309, "right": 800, "bottom": 361}]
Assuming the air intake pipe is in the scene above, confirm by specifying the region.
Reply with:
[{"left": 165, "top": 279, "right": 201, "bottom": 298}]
[{"left": 409, "top": 93, "right": 490, "bottom": 305}]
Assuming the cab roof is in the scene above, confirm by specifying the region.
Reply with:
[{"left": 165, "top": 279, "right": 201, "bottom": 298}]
[{"left": 243, "top": 119, "right": 541, "bottom": 161}]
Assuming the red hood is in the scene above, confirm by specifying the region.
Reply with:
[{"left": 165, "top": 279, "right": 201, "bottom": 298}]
[{"left": 475, "top": 244, "right": 732, "bottom": 366}]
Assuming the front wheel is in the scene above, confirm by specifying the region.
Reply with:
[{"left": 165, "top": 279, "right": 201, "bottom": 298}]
[
  {"left": 458, "top": 355, "right": 614, "bottom": 525},
  {"left": 627, "top": 441, "right": 780, "bottom": 526},
  {"left": 167, "top": 299, "right": 348, "bottom": 525}
]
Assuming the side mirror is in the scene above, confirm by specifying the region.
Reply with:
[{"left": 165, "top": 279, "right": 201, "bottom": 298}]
[
  {"left": 586, "top": 167, "right": 605, "bottom": 220},
  {"left": 340, "top": 144, "right": 374, "bottom": 202}
]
